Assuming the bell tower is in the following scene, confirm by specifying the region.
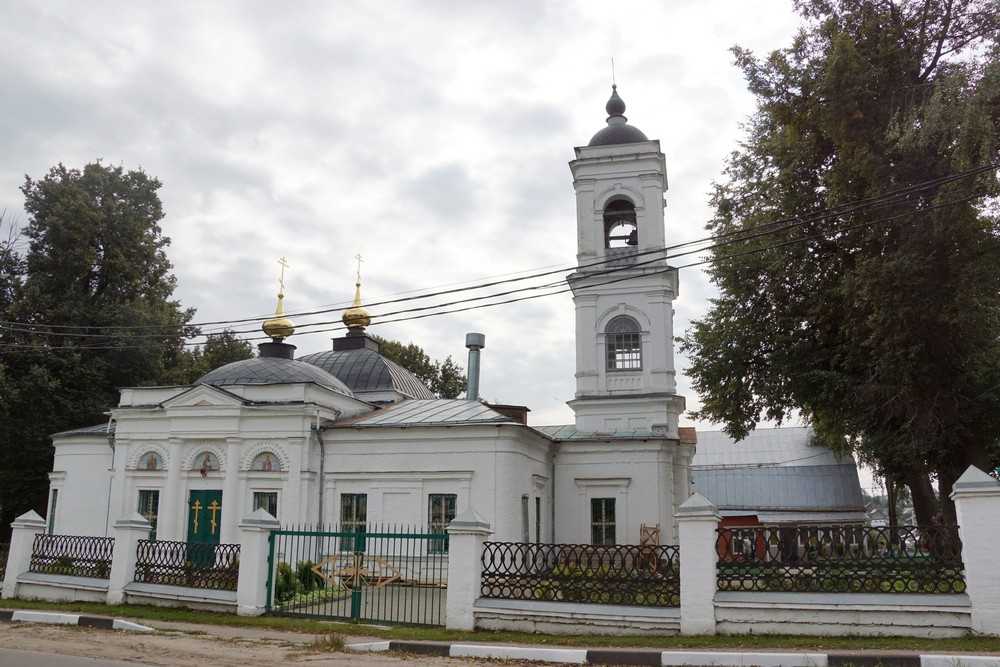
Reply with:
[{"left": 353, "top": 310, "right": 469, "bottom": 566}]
[{"left": 567, "top": 86, "right": 684, "bottom": 437}]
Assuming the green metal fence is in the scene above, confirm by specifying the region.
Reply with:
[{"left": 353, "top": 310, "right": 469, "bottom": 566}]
[{"left": 266, "top": 525, "right": 448, "bottom": 626}]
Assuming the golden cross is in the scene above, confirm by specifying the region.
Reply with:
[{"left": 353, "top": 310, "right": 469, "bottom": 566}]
[
  {"left": 354, "top": 253, "right": 363, "bottom": 284},
  {"left": 208, "top": 499, "right": 220, "bottom": 536},
  {"left": 191, "top": 499, "right": 202, "bottom": 533},
  {"left": 278, "top": 256, "right": 290, "bottom": 294}
]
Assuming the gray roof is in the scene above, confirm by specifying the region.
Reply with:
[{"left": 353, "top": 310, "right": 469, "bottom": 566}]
[
  {"left": 197, "top": 357, "right": 353, "bottom": 396},
  {"left": 348, "top": 399, "right": 515, "bottom": 427},
  {"left": 298, "top": 348, "right": 434, "bottom": 400},
  {"left": 692, "top": 427, "right": 851, "bottom": 467},
  {"left": 52, "top": 422, "right": 114, "bottom": 438},
  {"left": 533, "top": 424, "right": 661, "bottom": 441},
  {"left": 691, "top": 464, "right": 865, "bottom": 513},
  {"left": 588, "top": 124, "right": 648, "bottom": 146}
]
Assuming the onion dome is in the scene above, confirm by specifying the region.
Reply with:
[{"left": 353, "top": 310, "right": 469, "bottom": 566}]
[
  {"left": 262, "top": 292, "right": 295, "bottom": 341},
  {"left": 588, "top": 84, "right": 649, "bottom": 147},
  {"left": 342, "top": 280, "right": 371, "bottom": 331}
]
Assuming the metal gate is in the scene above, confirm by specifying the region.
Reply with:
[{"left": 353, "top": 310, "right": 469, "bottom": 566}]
[{"left": 265, "top": 526, "right": 448, "bottom": 626}]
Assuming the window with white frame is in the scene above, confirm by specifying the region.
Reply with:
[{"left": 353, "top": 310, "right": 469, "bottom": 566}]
[
  {"left": 138, "top": 489, "right": 160, "bottom": 540},
  {"left": 47, "top": 489, "right": 59, "bottom": 534},
  {"left": 253, "top": 491, "right": 278, "bottom": 518},
  {"left": 605, "top": 315, "right": 642, "bottom": 371},
  {"left": 340, "top": 493, "right": 367, "bottom": 532},
  {"left": 427, "top": 494, "right": 456, "bottom": 554},
  {"left": 590, "top": 497, "right": 616, "bottom": 546}
]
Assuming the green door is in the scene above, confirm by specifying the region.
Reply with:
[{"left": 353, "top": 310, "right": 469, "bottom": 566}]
[{"left": 187, "top": 490, "right": 223, "bottom": 545}]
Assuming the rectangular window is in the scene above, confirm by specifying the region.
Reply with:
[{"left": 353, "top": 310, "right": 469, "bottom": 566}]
[
  {"left": 48, "top": 489, "right": 58, "bottom": 534},
  {"left": 521, "top": 495, "right": 530, "bottom": 542},
  {"left": 427, "top": 494, "right": 457, "bottom": 554},
  {"left": 606, "top": 333, "right": 642, "bottom": 370},
  {"left": 138, "top": 490, "right": 160, "bottom": 540},
  {"left": 534, "top": 496, "right": 541, "bottom": 543},
  {"left": 591, "top": 497, "right": 616, "bottom": 546},
  {"left": 253, "top": 491, "right": 278, "bottom": 518},
  {"left": 340, "top": 492, "right": 367, "bottom": 535}
]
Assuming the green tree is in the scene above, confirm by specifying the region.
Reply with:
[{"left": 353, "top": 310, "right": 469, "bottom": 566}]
[
  {"left": 680, "top": 0, "right": 1000, "bottom": 526},
  {"left": 160, "top": 331, "right": 255, "bottom": 385},
  {"left": 372, "top": 335, "right": 467, "bottom": 399},
  {"left": 0, "top": 162, "right": 194, "bottom": 535}
]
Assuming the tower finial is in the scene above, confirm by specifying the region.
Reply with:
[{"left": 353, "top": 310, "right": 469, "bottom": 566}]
[
  {"left": 342, "top": 253, "right": 372, "bottom": 333},
  {"left": 262, "top": 256, "right": 295, "bottom": 341},
  {"left": 611, "top": 56, "right": 616, "bottom": 87}
]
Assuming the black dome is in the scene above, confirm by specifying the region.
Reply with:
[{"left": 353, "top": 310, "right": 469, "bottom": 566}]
[
  {"left": 197, "top": 357, "right": 354, "bottom": 396},
  {"left": 298, "top": 348, "right": 435, "bottom": 400},
  {"left": 588, "top": 85, "right": 649, "bottom": 147}
]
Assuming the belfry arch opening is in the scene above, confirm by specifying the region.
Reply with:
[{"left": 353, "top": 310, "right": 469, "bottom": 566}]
[{"left": 604, "top": 199, "right": 638, "bottom": 249}]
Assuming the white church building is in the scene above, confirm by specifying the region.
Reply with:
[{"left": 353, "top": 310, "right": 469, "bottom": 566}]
[{"left": 46, "top": 86, "right": 698, "bottom": 549}]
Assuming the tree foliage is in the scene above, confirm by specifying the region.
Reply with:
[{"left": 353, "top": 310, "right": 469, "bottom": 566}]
[
  {"left": 681, "top": 0, "right": 1000, "bottom": 525},
  {"left": 0, "top": 162, "right": 197, "bottom": 535},
  {"left": 371, "top": 335, "right": 467, "bottom": 399},
  {"left": 159, "top": 331, "right": 255, "bottom": 385}
]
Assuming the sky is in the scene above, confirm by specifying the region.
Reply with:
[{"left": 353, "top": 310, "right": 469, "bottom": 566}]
[{"left": 0, "top": 1, "right": 822, "bottom": 451}]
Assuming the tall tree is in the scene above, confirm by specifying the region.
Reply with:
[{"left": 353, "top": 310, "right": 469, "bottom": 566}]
[
  {"left": 372, "top": 335, "right": 467, "bottom": 399},
  {"left": 160, "top": 331, "right": 255, "bottom": 385},
  {"left": 0, "top": 162, "right": 194, "bottom": 535},
  {"left": 681, "top": 0, "right": 1000, "bottom": 526}
]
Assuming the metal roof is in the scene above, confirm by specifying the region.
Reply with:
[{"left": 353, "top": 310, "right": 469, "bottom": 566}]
[
  {"left": 533, "top": 424, "right": 661, "bottom": 441},
  {"left": 196, "top": 357, "right": 353, "bottom": 396},
  {"left": 691, "top": 427, "right": 851, "bottom": 467},
  {"left": 52, "top": 423, "right": 114, "bottom": 438},
  {"left": 348, "top": 399, "right": 515, "bottom": 427},
  {"left": 691, "top": 464, "right": 865, "bottom": 513},
  {"left": 298, "top": 348, "right": 434, "bottom": 400}
]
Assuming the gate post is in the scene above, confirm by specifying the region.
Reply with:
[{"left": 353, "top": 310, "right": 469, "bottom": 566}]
[
  {"left": 952, "top": 465, "right": 1000, "bottom": 636},
  {"left": 107, "top": 513, "right": 152, "bottom": 605},
  {"left": 445, "top": 508, "right": 491, "bottom": 631},
  {"left": 2, "top": 510, "right": 46, "bottom": 599},
  {"left": 677, "top": 492, "right": 720, "bottom": 635},
  {"left": 237, "top": 508, "right": 280, "bottom": 617}
]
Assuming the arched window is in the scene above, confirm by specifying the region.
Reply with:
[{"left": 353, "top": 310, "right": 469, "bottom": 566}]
[
  {"left": 250, "top": 451, "right": 280, "bottom": 472},
  {"left": 606, "top": 315, "right": 642, "bottom": 371},
  {"left": 137, "top": 451, "right": 163, "bottom": 471},
  {"left": 604, "top": 199, "right": 638, "bottom": 249},
  {"left": 193, "top": 451, "right": 220, "bottom": 474}
]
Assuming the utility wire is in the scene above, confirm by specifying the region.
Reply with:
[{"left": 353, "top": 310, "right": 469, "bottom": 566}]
[
  {"left": 1, "top": 188, "right": 987, "bottom": 353},
  {"left": 4, "top": 163, "right": 994, "bottom": 336}
]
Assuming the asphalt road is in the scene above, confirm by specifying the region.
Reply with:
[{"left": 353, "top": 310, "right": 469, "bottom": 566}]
[{"left": 0, "top": 648, "right": 141, "bottom": 666}]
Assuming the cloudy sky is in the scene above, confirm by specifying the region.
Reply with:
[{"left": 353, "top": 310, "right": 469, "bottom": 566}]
[{"left": 0, "top": 1, "right": 806, "bottom": 433}]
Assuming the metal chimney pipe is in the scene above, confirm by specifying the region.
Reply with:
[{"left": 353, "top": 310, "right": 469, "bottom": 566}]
[{"left": 465, "top": 333, "right": 485, "bottom": 401}]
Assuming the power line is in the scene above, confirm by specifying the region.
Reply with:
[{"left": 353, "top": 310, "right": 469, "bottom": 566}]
[
  {"left": 1, "top": 188, "right": 986, "bottom": 352},
  {"left": 4, "top": 164, "right": 993, "bottom": 336}
]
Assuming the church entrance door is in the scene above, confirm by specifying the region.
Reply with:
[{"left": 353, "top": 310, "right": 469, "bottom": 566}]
[{"left": 187, "top": 490, "right": 222, "bottom": 560}]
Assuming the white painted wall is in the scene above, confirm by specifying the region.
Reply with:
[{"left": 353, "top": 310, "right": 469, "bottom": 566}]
[{"left": 48, "top": 437, "right": 113, "bottom": 536}]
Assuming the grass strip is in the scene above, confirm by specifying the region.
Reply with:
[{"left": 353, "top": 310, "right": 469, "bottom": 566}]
[{"left": 2, "top": 598, "right": 999, "bottom": 653}]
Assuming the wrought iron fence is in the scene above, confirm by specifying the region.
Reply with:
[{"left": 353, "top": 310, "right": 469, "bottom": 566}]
[
  {"left": 0, "top": 543, "right": 9, "bottom": 581},
  {"left": 134, "top": 540, "right": 240, "bottom": 591},
  {"left": 481, "top": 541, "right": 681, "bottom": 607},
  {"left": 716, "top": 524, "right": 966, "bottom": 594},
  {"left": 28, "top": 534, "right": 114, "bottom": 579},
  {"left": 267, "top": 524, "right": 449, "bottom": 626}
]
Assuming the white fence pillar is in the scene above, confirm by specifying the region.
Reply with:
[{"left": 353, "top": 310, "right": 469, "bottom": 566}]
[
  {"left": 236, "top": 508, "right": 280, "bottom": 617},
  {"left": 952, "top": 465, "right": 1000, "bottom": 636},
  {"left": 107, "top": 513, "right": 152, "bottom": 605},
  {"left": 677, "top": 492, "right": 720, "bottom": 635},
  {"left": 2, "top": 510, "right": 46, "bottom": 599},
  {"left": 445, "top": 508, "right": 491, "bottom": 631}
]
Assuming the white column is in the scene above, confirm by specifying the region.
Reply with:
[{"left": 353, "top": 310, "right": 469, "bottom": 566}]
[
  {"left": 107, "top": 513, "right": 152, "bottom": 605},
  {"left": 222, "top": 437, "right": 241, "bottom": 544},
  {"left": 2, "top": 510, "right": 46, "bottom": 599},
  {"left": 677, "top": 492, "right": 720, "bottom": 635},
  {"left": 445, "top": 508, "right": 491, "bottom": 631},
  {"left": 952, "top": 466, "right": 1000, "bottom": 636},
  {"left": 236, "top": 508, "right": 280, "bottom": 617},
  {"left": 161, "top": 437, "right": 183, "bottom": 541}
]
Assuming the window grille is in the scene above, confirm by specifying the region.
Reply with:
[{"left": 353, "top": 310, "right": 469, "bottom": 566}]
[
  {"left": 253, "top": 491, "right": 278, "bottom": 518},
  {"left": 340, "top": 493, "right": 367, "bottom": 549},
  {"left": 138, "top": 490, "right": 160, "bottom": 540},
  {"left": 605, "top": 315, "right": 642, "bottom": 370},
  {"left": 591, "top": 497, "right": 616, "bottom": 546},
  {"left": 428, "top": 494, "right": 457, "bottom": 554}
]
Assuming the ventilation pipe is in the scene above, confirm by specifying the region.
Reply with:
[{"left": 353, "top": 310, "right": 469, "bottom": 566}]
[{"left": 465, "top": 333, "right": 485, "bottom": 401}]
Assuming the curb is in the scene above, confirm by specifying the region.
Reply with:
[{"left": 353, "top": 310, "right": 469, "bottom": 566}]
[
  {"left": 346, "top": 640, "right": 1000, "bottom": 666},
  {"left": 0, "top": 610, "right": 154, "bottom": 633}
]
